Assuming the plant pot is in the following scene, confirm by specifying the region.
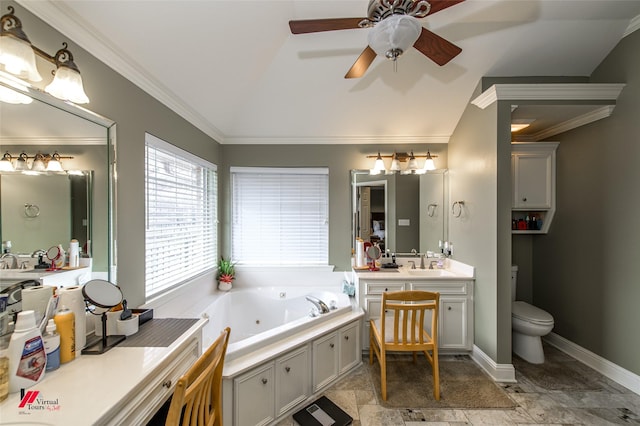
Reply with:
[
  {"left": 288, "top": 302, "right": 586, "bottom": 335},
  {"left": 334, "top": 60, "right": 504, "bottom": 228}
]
[{"left": 218, "top": 281, "right": 232, "bottom": 291}]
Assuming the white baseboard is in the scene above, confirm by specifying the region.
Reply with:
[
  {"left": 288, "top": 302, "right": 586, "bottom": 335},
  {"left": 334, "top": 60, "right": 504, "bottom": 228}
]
[
  {"left": 544, "top": 333, "right": 640, "bottom": 396},
  {"left": 471, "top": 345, "right": 517, "bottom": 383}
]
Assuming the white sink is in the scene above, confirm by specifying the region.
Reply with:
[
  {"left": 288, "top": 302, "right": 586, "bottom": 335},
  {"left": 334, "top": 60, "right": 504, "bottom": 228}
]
[{"left": 407, "top": 269, "right": 455, "bottom": 277}]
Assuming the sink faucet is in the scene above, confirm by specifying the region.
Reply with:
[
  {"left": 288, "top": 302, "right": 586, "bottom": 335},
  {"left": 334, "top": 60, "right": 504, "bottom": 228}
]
[
  {"left": 0, "top": 253, "right": 19, "bottom": 269},
  {"left": 429, "top": 260, "right": 439, "bottom": 270},
  {"left": 305, "top": 295, "right": 330, "bottom": 314},
  {"left": 407, "top": 260, "right": 416, "bottom": 269},
  {"left": 420, "top": 254, "right": 426, "bottom": 269}
]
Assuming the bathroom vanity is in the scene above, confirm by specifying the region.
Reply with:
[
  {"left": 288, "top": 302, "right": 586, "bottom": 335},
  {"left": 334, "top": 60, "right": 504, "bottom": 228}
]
[
  {"left": 354, "top": 259, "right": 475, "bottom": 352},
  {"left": 0, "top": 317, "right": 207, "bottom": 425}
]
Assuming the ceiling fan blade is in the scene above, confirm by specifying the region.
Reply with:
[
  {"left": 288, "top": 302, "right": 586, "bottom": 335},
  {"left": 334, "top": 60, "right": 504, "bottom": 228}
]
[
  {"left": 289, "top": 18, "right": 365, "bottom": 34},
  {"left": 426, "top": 0, "right": 466, "bottom": 16},
  {"left": 345, "top": 46, "right": 377, "bottom": 79},
  {"left": 413, "top": 28, "right": 462, "bottom": 66}
]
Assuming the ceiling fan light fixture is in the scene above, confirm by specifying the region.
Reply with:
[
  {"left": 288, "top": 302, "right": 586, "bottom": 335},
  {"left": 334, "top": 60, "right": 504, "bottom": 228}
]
[{"left": 367, "top": 14, "right": 422, "bottom": 60}]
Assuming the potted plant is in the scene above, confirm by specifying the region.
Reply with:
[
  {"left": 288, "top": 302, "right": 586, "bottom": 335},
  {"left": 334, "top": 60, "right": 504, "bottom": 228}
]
[{"left": 217, "top": 257, "right": 236, "bottom": 291}]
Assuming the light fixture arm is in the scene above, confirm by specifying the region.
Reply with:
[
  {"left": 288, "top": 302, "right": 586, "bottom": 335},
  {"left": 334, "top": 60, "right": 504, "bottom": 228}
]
[{"left": 0, "top": 6, "right": 30, "bottom": 43}]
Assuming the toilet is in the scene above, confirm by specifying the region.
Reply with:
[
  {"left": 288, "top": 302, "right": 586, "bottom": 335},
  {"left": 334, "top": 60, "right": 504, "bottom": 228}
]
[{"left": 511, "top": 265, "right": 554, "bottom": 364}]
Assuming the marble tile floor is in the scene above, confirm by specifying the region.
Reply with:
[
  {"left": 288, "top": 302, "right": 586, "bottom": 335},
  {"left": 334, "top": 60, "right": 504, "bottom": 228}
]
[{"left": 276, "top": 344, "right": 640, "bottom": 425}]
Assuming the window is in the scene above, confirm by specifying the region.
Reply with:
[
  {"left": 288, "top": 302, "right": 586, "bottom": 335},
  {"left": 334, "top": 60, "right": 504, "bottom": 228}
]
[
  {"left": 231, "top": 167, "right": 328, "bottom": 265},
  {"left": 145, "top": 133, "right": 217, "bottom": 298}
]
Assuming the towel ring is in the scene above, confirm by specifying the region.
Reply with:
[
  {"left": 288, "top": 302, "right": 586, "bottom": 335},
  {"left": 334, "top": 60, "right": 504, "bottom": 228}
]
[
  {"left": 451, "top": 201, "right": 465, "bottom": 218},
  {"left": 24, "top": 203, "right": 40, "bottom": 218}
]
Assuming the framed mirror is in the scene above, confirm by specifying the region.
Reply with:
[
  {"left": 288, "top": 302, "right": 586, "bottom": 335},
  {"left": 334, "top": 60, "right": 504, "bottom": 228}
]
[
  {"left": 351, "top": 169, "right": 448, "bottom": 256},
  {"left": 0, "top": 78, "right": 116, "bottom": 281}
]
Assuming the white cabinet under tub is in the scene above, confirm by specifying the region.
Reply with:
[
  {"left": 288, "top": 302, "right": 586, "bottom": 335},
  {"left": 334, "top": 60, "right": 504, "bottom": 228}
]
[
  {"left": 355, "top": 268, "right": 474, "bottom": 352},
  {"left": 223, "top": 312, "right": 363, "bottom": 426},
  {"left": 312, "top": 321, "right": 360, "bottom": 392}
]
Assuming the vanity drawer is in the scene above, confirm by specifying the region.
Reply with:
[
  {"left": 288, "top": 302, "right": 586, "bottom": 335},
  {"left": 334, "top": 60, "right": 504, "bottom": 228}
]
[
  {"left": 365, "top": 281, "right": 405, "bottom": 295},
  {"left": 410, "top": 281, "right": 469, "bottom": 295}
]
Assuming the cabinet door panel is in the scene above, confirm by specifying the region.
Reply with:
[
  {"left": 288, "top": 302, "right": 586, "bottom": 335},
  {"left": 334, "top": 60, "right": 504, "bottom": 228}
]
[
  {"left": 339, "top": 322, "right": 360, "bottom": 374},
  {"left": 235, "top": 363, "right": 275, "bottom": 426},
  {"left": 276, "top": 346, "right": 310, "bottom": 416},
  {"left": 312, "top": 332, "right": 338, "bottom": 392},
  {"left": 513, "top": 154, "right": 552, "bottom": 208},
  {"left": 440, "top": 298, "right": 467, "bottom": 349}
]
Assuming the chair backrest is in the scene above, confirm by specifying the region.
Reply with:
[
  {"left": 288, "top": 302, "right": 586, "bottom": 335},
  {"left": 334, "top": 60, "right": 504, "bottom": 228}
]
[
  {"left": 165, "top": 327, "right": 231, "bottom": 426},
  {"left": 380, "top": 290, "right": 439, "bottom": 350}
]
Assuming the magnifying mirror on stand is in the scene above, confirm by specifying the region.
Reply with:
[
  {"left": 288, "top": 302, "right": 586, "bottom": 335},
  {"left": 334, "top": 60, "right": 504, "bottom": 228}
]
[
  {"left": 45, "top": 246, "right": 62, "bottom": 271},
  {"left": 82, "top": 279, "right": 125, "bottom": 355},
  {"left": 366, "top": 244, "right": 382, "bottom": 271}
]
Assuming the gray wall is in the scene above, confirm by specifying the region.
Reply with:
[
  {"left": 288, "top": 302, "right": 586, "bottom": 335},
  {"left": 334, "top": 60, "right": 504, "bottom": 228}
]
[
  {"left": 532, "top": 30, "right": 640, "bottom": 375},
  {"left": 220, "top": 144, "right": 448, "bottom": 270},
  {"left": 446, "top": 82, "right": 513, "bottom": 364}
]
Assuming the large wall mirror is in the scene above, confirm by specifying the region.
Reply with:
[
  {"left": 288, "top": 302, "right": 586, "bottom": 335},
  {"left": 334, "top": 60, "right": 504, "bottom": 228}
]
[
  {"left": 352, "top": 170, "right": 448, "bottom": 256},
  {"left": 0, "top": 79, "right": 115, "bottom": 280}
]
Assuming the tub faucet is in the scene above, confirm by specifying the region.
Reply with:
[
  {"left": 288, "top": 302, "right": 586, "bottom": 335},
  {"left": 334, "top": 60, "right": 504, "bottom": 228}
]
[
  {"left": 306, "top": 295, "right": 330, "bottom": 314},
  {"left": 0, "top": 253, "right": 19, "bottom": 269}
]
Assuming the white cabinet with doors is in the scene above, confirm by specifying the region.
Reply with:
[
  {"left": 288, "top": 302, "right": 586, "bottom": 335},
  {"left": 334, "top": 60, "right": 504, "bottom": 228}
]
[
  {"left": 355, "top": 273, "right": 474, "bottom": 352},
  {"left": 511, "top": 142, "right": 558, "bottom": 234},
  {"left": 223, "top": 314, "right": 363, "bottom": 426},
  {"left": 312, "top": 321, "right": 360, "bottom": 392}
]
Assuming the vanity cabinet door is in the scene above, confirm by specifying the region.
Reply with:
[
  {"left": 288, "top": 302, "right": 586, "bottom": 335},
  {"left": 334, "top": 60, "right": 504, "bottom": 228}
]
[
  {"left": 440, "top": 298, "right": 468, "bottom": 350},
  {"left": 312, "top": 332, "right": 339, "bottom": 392},
  {"left": 234, "top": 363, "right": 275, "bottom": 426},
  {"left": 339, "top": 322, "right": 360, "bottom": 374},
  {"left": 275, "top": 345, "right": 310, "bottom": 417}
]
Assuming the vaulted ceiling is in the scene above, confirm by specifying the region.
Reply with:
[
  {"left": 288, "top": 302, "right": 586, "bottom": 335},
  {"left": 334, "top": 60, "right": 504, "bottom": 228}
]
[{"left": 19, "top": 0, "right": 640, "bottom": 145}]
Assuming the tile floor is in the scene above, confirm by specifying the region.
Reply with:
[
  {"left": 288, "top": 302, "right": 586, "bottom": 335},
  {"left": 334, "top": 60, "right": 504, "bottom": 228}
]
[{"left": 277, "top": 344, "right": 640, "bottom": 425}]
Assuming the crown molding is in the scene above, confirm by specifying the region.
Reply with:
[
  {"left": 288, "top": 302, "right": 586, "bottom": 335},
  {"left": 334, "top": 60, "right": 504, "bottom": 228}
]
[
  {"left": 472, "top": 83, "right": 626, "bottom": 109},
  {"left": 623, "top": 14, "right": 640, "bottom": 38},
  {"left": 222, "top": 135, "right": 450, "bottom": 145},
  {"left": 530, "top": 105, "right": 615, "bottom": 141},
  {"left": 17, "top": 0, "right": 226, "bottom": 144},
  {"left": 0, "top": 136, "right": 107, "bottom": 146}
]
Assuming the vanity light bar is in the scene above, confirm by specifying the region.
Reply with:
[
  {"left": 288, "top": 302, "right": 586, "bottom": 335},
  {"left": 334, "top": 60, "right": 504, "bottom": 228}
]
[{"left": 0, "top": 150, "right": 74, "bottom": 172}]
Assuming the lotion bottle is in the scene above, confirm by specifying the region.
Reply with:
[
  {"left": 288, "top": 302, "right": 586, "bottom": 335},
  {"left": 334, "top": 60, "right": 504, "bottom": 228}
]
[
  {"left": 43, "top": 319, "right": 60, "bottom": 371},
  {"left": 7, "top": 310, "right": 46, "bottom": 393}
]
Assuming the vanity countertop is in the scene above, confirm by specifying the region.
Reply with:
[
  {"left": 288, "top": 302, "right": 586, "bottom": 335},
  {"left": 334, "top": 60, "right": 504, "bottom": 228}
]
[
  {"left": 0, "top": 267, "right": 92, "bottom": 287},
  {"left": 0, "top": 317, "right": 207, "bottom": 425},
  {"left": 354, "top": 259, "right": 475, "bottom": 280}
]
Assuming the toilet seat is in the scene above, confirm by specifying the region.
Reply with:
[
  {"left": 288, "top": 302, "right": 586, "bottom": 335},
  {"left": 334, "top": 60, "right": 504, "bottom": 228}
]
[{"left": 512, "top": 301, "right": 554, "bottom": 325}]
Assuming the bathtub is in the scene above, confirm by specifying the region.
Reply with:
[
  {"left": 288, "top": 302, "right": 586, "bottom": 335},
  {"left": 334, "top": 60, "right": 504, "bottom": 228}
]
[{"left": 203, "top": 286, "right": 354, "bottom": 361}]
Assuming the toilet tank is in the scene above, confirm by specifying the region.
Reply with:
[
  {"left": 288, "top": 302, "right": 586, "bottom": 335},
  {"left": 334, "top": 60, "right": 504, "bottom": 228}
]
[{"left": 511, "top": 265, "right": 518, "bottom": 302}]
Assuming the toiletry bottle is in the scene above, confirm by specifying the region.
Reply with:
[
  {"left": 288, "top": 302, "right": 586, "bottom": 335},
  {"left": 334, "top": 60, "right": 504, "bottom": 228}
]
[
  {"left": 54, "top": 307, "right": 75, "bottom": 364},
  {"left": 43, "top": 319, "right": 60, "bottom": 371},
  {"left": 7, "top": 310, "right": 46, "bottom": 393},
  {"left": 69, "top": 239, "right": 80, "bottom": 268}
]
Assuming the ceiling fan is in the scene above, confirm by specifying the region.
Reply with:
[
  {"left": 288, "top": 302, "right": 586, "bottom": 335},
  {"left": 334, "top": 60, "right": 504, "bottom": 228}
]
[{"left": 289, "top": 0, "right": 465, "bottom": 78}]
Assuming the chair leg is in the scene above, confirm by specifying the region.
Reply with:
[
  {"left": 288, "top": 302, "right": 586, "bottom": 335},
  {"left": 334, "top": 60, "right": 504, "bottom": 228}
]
[
  {"left": 432, "top": 348, "right": 440, "bottom": 401},
  {"left": 369, "top": 328, "right": 374, "bottom": 365},
  {"left": 380, "top": 349, "right": 387, "bottom": 401}
]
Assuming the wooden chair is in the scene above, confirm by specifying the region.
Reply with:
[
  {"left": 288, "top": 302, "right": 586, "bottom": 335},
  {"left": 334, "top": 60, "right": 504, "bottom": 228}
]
[
  {"left": 369, "top": 290, "right": 440, "bottom": 401},
  {"left": 165, "top": 327, "right": 231, "bottom": 426}
]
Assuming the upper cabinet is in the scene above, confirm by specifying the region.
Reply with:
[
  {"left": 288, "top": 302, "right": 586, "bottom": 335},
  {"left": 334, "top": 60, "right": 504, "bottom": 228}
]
[{"left": 511, "top": 142, "right": 558, "bottom": 234}]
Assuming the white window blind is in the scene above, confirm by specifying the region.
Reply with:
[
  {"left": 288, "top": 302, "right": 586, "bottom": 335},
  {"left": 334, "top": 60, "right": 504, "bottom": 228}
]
[
  {"left": 145, "top": 133, "right": 217, "bottom": 298},
  {"left": 231, "top": 167, "right": 329, "bottom": 265}
]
